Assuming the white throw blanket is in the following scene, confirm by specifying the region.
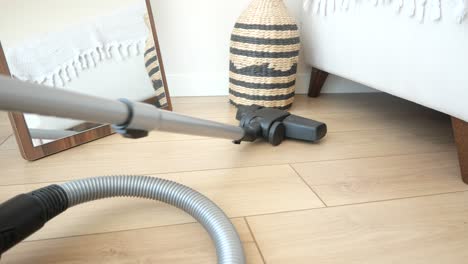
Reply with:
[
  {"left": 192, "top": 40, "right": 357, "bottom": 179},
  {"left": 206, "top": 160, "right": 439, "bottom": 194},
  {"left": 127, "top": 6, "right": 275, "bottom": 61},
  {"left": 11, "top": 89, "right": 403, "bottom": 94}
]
[
  {"left": 5, "top": 2, "right": 149, "bottom": 87},
  {"left": 303, "top": 0, "right": 467, "bottom": 23}
]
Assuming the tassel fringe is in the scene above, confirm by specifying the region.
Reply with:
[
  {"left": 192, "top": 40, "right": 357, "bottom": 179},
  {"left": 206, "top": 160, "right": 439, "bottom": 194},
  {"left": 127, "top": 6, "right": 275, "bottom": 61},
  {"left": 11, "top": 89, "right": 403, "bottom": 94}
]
[
  {"left": 303, "top": 0, "right": 466, "bottom": 23},
  {"left": 29, "top": 40, "right": 145, "bottom": 88}
]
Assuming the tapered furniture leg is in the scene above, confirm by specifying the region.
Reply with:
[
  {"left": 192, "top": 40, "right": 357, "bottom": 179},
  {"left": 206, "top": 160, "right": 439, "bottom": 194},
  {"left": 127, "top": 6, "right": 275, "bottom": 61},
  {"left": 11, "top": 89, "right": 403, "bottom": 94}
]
[
  {"left": 452, "top": 117, "right": 468, "bottom": 184},
  {"left": 307, "top": 67, "right": 329, "bottom": 98}
]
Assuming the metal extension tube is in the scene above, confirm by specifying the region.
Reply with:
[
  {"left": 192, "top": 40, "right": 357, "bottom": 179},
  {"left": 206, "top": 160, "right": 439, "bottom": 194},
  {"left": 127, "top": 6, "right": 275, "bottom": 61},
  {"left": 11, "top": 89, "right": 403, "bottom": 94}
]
[{"left": 0, "top": 76, "right": 245, "bottom": 141}]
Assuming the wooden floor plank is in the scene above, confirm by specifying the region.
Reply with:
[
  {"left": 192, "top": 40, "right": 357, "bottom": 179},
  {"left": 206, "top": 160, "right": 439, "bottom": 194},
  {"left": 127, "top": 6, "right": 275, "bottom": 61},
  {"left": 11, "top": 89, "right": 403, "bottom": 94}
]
[
  {"left": 84, "top": 106, "right": 451, "bottom": 147},
  {"left": 1, "top": 218, "right": 264, "bottom": 264},
  {"left": 0, "top": 127, "right": 455, "bottom": 185},
  {"left": 247, "top": 191, "right": 468, "bottom": 264},
  {"left": 0, "top": 165, "right": 322, "bottom": 241},
  {"left": 0, "top": 94, "right": 450, "bottom": 151},
  {"left": 292, "top": 152, "right": 468, "bottom": 206}
]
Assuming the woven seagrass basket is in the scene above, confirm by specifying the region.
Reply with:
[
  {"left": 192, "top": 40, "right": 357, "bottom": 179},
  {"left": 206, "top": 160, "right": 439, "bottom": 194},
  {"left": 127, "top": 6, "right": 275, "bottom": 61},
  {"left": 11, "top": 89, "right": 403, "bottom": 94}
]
[
  {"left": 229, "top": 0, "right": 300, "bottom": 109},
  {"left": 144, "top": 13, "right": 168, "bottom": 108}
]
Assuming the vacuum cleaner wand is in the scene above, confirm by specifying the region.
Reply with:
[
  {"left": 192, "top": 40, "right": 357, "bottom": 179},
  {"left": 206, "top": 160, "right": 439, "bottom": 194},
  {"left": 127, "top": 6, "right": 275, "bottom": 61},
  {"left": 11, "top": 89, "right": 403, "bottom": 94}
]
[
  {"left": 0, "top": 76, "right": 326, "bottom": 145},
  {"left": 0, "top": 76, "right": 327, "bottom": 262},
  {"left": 0, "top": 76, "right": 246, "bottom": 141}
]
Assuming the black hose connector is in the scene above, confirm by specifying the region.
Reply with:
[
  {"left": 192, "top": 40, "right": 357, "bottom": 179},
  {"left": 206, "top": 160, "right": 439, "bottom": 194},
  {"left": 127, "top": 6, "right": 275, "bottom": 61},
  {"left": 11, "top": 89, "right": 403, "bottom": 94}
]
[
  {"left": 112, "top": 98, "right": 149, "bottom": 139},
  {"left": 0, "top": 185, "right": 68, "bottom": 256}
]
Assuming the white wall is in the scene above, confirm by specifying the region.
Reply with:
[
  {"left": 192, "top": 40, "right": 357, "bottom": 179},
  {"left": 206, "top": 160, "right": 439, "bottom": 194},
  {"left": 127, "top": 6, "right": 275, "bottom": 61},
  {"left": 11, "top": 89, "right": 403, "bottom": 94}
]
[
  {"left": 150, "top": 0, "right": 377, "bottom": 96},
  {"left": 0, "top": 0, "right": 142, "bottom": 46}
]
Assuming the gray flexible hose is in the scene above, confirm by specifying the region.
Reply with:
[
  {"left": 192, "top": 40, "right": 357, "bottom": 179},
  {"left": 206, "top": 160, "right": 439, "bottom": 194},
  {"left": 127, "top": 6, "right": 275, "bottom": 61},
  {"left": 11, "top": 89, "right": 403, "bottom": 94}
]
[{"left": 60, "top": 176, "right": 245, "bottom": 264}]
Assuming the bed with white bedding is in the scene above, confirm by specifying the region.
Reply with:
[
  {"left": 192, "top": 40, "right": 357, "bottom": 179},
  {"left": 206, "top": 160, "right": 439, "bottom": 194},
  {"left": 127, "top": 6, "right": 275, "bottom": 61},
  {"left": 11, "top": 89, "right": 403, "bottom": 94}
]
[{"left": 300, "top": 0, "right": 468, "bottom": 183}]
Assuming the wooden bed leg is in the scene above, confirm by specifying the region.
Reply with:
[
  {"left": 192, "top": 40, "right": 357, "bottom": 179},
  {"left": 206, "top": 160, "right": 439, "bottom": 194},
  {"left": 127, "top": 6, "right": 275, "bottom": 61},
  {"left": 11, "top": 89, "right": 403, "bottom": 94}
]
[
  {"left": 308, "top": 68, "right": 329, "bottom": 98},
  {"left": 452, "top": 117, "right": 468, "bottom": 184}
]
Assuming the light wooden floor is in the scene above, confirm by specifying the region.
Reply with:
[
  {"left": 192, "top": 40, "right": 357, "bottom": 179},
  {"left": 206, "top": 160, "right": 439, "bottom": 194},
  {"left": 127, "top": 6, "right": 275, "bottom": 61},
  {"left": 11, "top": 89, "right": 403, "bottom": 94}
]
[{"left": 1, "top": 94, "right": 467, "bottom": 264}]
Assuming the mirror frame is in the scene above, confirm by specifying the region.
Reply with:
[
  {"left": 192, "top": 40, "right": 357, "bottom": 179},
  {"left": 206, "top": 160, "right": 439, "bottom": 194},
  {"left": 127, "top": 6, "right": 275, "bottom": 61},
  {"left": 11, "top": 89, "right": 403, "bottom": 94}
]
[{"left": 0, "top": 0, "right": 172, "bottom": 161}]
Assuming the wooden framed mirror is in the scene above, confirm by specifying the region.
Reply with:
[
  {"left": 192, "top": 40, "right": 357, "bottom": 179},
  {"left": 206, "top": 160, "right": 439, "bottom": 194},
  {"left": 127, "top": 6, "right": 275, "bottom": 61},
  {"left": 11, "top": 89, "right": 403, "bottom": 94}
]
[{"left": 0, "top": 0, "right": 171, "bottom": 161}]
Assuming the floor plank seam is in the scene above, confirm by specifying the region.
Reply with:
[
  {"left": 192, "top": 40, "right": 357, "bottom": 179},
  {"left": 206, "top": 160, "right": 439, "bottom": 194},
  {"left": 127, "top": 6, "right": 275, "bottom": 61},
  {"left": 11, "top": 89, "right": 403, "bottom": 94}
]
[
  {"left": 305, "top": 176, "right": 468, "bottom": 188},
  {"left": 323, "top": 189, "right": 468, "bottom": 208},
  {"left": 23, "top": 220, "right": 201, "bottom": 244},
  {"left": 289, "top": 164, "right": 328, "bottom": 207},
  {"left": 242, "top": 189, "right": 468, "bottom": 219},
  {"left": 289, "top": 150, "right": 457, "bottom": 167},
  {"left": 243, "top": 217, "right": 267, "bottom": 264},
  {"left": 0, "top": 150, "right": 457, "bottom": 187},
  {"left": 0, "top": 134, "right": 11, "bottom": 146}
]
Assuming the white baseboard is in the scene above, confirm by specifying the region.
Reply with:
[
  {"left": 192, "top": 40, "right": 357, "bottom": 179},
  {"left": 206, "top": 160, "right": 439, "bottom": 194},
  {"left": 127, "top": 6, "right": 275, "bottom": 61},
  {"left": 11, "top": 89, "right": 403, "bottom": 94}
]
[{"left": 166, "top": 73, "right": 379, "bottom": 97}]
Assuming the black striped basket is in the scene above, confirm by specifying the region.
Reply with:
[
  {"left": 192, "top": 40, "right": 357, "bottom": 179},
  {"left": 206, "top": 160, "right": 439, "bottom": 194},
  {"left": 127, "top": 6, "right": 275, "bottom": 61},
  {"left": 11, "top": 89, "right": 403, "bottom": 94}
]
[
  {"left": 144, "top": 14, "right": 168, "bottom": 109},
  {"left": 229, "top": 0, "right": 300, "bottom": 109}
]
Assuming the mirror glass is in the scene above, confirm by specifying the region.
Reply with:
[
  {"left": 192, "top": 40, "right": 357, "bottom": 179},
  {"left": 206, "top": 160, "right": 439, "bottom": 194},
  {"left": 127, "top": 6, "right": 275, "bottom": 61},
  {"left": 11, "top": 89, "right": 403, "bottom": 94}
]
[{"left": 0, "top": 0, "right": 168, "bottom": 147}]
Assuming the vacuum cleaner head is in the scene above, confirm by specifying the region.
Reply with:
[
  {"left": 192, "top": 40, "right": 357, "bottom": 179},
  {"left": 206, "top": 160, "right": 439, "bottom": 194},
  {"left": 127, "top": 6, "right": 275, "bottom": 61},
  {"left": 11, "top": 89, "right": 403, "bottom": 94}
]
[{"left": 235, "top": 105, "right": 327, "bottom": 146}]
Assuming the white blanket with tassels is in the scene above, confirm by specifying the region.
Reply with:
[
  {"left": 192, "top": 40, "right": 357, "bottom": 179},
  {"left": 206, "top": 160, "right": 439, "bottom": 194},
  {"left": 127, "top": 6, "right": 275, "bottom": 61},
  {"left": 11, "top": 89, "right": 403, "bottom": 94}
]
[{"left": 5, "top": 2, "right": 148, "bottom": 88}]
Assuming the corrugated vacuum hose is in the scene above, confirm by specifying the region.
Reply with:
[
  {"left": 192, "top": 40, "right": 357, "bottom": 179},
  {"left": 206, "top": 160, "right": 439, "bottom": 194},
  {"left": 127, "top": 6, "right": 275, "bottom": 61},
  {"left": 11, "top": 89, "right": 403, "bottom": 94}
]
[{"left": 0, "top": 175, "right": 245, "bottom": 264}]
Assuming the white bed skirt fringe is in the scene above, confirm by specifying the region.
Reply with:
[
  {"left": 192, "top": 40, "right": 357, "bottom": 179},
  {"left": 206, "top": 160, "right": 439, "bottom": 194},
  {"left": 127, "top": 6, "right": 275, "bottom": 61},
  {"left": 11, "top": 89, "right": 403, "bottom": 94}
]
[{"left": 303, "top": 0, "right": 467, "bottom": 23}]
